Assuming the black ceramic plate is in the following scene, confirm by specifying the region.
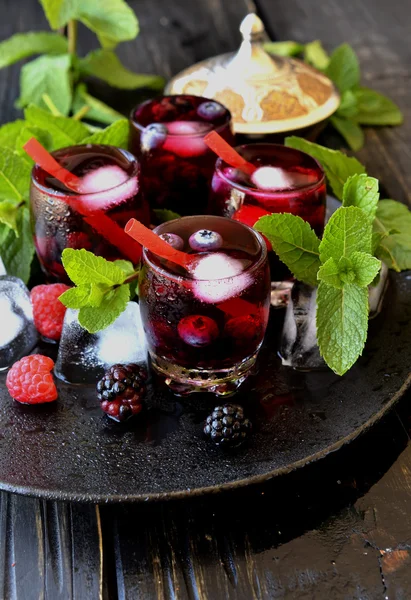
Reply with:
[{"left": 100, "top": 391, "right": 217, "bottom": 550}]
[{"left": 0, "top": 271, "right": 410, "bottom": 503}]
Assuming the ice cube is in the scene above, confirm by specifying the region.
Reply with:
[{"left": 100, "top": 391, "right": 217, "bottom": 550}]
[
  {"left": 0, "top": 276, "right": 38, "bottom": 371},
  {"left": 189, "top": 253, "right": 252, "bottom": 304},
  {"left": 162, "top": 121, "right": 211, "bottom": 158},
  {"left": 77, "top": 165, "right": 138, "bottom": 212},
  {"left": 251, "top": 166, "right": 308, "bottom": 191},
  {"left": 54, "top": 302, "right": 148, "bottom": 384},
  {"left": 279, "top": 282, "right": 324, "bottom": 370},
  {"left": 0, "top": 256, "right": 6, "bottom": 276}
]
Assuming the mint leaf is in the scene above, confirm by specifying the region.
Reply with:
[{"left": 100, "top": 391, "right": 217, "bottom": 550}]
[
  {"left": 39, "top": 0, "right": 75, "bottom": 29},
  {"left": 326, "top": 43, "right": 360, "bottom": 93},
  {"left": 254, "top": 213, "right": 321, "bottom": 286},
  {"left": 0, "top": 201, "right": 20, "bottom": 231},
  {"left": 62, "top": 248, "right": 127, "bottom": 286},
  {"left": 376, "top": 234, "right": 411, "bottom": 272},
  {"left": 263, "top": 41, "right": 304, "bottom": 57},
  {"left": 318, "top": 257, "right": 345, "bottom": 288},
  {"left": 0, "top": 121, "right": 26, "bottom": 149},
  {"left": 375, "top": 199, "right": 411, "bottom": 234},
  {"left": 81, "top": 119, "right": 129, "bottom": 148},
  {"left": 16, "top": 126, "right": 53, "bottom": 164},
  {"left": 330, "top": 116, "right": 364, "bottom": 151},
  {"left": 285, "top": 137, "right": 365, "bottom": 199},
  {"left": 303, "top": 40, "right": 330, "bottom": 70},
  {"left": 317, "top": 282, "right": 369, "bottom": 375},
  {"left": 153, "top": 208, "right": 181, "bottom": 223},
  {"left": 17, "top": 54, "right": 72, "bottom": 116},
  {"left": 336, "top": 90, "right": 358, "bottom": 119},
  {"left": 342, "top": 174, "right": 379, "bottom": 221},
  {"left": 60, "top": 283, "right": 106, "bottom": 309},
  {"left": 319, "top": 206, "right": 372, "bottom": 263},
  {"left": 0, "top": 147, "right": 31, "bottom": 206},
  {"left": 349, "top": 251, "right": 381, "bottom": 287},
  {"left": 0, "top": 32, "right": 68, "bottom": 68},
  {"left": 77, "top": 0, "right": 139, "bottom": 47},
  {"left": 0, "top": 208, "right": 34, "bottom": 283},
  {"left": 353, "top": 87, "right": 403, "bottom": 126},
  {"left": 25, "top": 105, "right": 89, "bottom": 148},
  {"left": 80, "top": 50, "right": 164, "bottom": 90},
  {"left": 113, "top": 260, "right": 135, "bottom": 277},
  {"left": 73, "top": 84, "right": 124, "bottom": 125},
  {"left": 78, "top": 285, "right": 130, "bottom": 333}
]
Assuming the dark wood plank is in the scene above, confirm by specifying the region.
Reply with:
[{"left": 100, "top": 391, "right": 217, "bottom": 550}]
[{"left": 0, "top": 494, "right": 103, "bottom": 600}]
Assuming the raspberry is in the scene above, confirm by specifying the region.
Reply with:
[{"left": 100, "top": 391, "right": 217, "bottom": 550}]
[
  {"left": 224, "top": 314, "right": 263, "bottom": 345},
  {"left": 6, "top": 355, "right": 57, "bottom": 404},
  {"left": 97, "top": 364, "right": 147, "bottom": 422},
  {"left": 30, "top": 284, "right": 71, "bottom": 341},
  {"left": 177, "top": 315, "right": 219, "bottom": 347}
]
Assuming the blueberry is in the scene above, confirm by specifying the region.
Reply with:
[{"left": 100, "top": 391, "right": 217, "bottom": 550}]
[
  {"left": 159, "top": 233, "right": 184, "bottom": 250},
  {"left": 197, "top": 101, "right": 226, "bottom": 121},
  {"left": 177, "top": 315, "right": 219, "bottom": 347},
  {"left": 189, "top": 229, "right": 223, "bottom": 251},
  {"left": 141, "top": 123, "right": 167, "bottom": 151}
]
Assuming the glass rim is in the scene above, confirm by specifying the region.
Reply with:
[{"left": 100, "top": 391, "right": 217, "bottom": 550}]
[
  {"left": 143, "top": 215, "right": 268, "bottom": 283},
  {"left": 215, "top": 143, "right": 326, "bottom": 198},
  {"left": 31, "top": 144, "right": 139, "bottom": 198},
  {"left": 129, "top": 94, "right": 232, "bottom": 139}
]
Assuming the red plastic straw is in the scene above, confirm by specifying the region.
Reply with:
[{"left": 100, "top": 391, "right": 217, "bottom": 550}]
[
  {"left": 204, "top": 131, "right": 256, "bottom": 176},
  {"left": 23, "top": 138, "right": 81, "bottom": 191},
  {"left": 125, "top": 219, "right": 190, "bottom": 268}
]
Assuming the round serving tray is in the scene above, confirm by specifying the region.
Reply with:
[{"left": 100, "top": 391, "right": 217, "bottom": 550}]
[{"left": 0, "top": 271, "right": 410, "bottom": 503}]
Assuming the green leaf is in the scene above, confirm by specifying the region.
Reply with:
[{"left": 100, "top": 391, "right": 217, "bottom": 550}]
[
  {"left": 317, "top": 257, "right": 345, "bottom": 288},
  {"left": 62, "top": 248, "right": 127, "bottom": 286},
  {"left": 336, "top": 90, "right": 358, "bottom": 119},
  {"left": 353, "top": 87, "right": 403, "bottom": 126},
  {"left": 0, "top": 32, "right": 68, "bottom": 69},
  {"left": 73, "top": 84, "right": 124, "bottom": 125},
  {"left": 263, "top": 41, "right": 304, "bottom": 57},
  {"left": 319, "top": 206, "right": 372, "bottom": 263},
  {"left": 342, "top": 174, "right": 379, "bottom": 221},
  {"left": 25, "top": 105, "right": 89, "bottom": 149},
  {"left": 59, "top": 283, "right": 106, "bottom": 309},
  {"left": 17, "top": 54, "right": 72, "bottom": 116},
  {"left": 0, "top": 147, "right": 31, "bottom": 206},
  {"left": 78, "top": 284, "right": 130, "bottom": 333},
  {"left": 113, "top": 260, "right": 135, "bottom": 277},
  {"left": 16, "top": 126, "right": 54, "bottom": 164},
  {"left": 0, "top": 201, "right": 20, "bottom": 231},
  {"left": 39, "top": 0, "right": 76, "bottom": 29},
  {"left": 349, "top": 251, "right": 381, "bottom": 287},
  {"left": 372, "top": 231, "right": 386, "bottom": 254},
  {"left": 303, "top": 40, "right": 330, "bottom": 70},
  {"left": 317, "top": 282, "right": 369, "bottom": 375},
  {"left": 80, "top": 50, "right": 164, "bottom": 90},
  {"left": 77, "top": 0, "right": 139, "bottom": 47},
  {"left": 0, "top": 121, "right": 26, "bottom": 150},
  {"left": 285, "top": 137, "right": 366, "bottom": 199},
  {"left": 153, "top": 208, "right": 181, "bottom": 223},
  {"left": 330, "top": 116, "right": 364, "bottom": 151},
  {"left": 375, "top": 199, "right": 411, "bottom": 234},
  {"left": 254, "top": 213, "right": 321, "bottom": 286},
  {"left": 326, "top": 43, "right": 360, "bottom": 93},
  {"left": 81, "top": 119, "right": 129, "bottom": 148},
  {"left": 0, "top": 208, "right": 35, "bottom": 283},
  {"left": 376, "top": 234, "right": 411, "bottom": 271}
]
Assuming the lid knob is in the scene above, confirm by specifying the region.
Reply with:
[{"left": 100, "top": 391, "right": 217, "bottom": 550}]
[{"left": 239, "top": 13, "right": 266, "bottom": 42}]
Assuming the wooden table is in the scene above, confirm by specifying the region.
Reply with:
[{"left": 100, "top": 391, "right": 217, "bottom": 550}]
[{"left": 1, "top": 0, "right": 411, "bottom": 597}]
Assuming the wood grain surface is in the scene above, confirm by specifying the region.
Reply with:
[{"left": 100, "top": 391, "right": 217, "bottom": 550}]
[{"left": 1, "top": 0, "right": 411, "bottom": 598}]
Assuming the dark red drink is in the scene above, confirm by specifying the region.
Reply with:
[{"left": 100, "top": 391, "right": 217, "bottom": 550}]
[
  {"left": 129, "top": 95, "right": 234, "bottom": 217},
  {"left": 138, "top": 216, "right": 270, "bottom": 395},
  {"left": 30, "top": 144, "right": 149, "bottom": 283},
  {"left": 209, "top": 143, "right": 326, "bottom": 304}
]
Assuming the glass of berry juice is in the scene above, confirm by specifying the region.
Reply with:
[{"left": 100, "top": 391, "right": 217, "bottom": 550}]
[
  {"left": 129, "top": 95, "right": 234, "bottom": 217},
  {"left": 138, "top": 215, "right": 270, "bottom": 395},
  {"left": 209, "top": 143, "right": 326, "bottom": 305},
  {"left": 30, "top": 144, "right": 149, "bottom": 283}
]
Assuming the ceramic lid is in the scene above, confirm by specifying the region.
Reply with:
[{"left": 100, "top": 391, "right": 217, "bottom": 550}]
[{"left": 165, "top": 14, "right": 340, "bottom": 135}]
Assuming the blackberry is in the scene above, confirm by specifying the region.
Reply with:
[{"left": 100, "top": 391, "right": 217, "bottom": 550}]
[
  {"left": 97, "top": 364, "right": 148, "bottom": 422},
  {"left": 204, "top": 404, "right": 252, "bottom": 447}
]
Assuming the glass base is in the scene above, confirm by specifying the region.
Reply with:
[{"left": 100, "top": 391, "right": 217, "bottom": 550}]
[
  {"left": 270, "top": 280, "right": 294, "bottom": 308},
  {"left": 150, "top": 351, "right": 259, "bottom": 396}
]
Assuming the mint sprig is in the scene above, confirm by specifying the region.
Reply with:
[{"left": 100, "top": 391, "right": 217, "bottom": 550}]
[
  {"left": 265, "top": 40, "right": 403, "bottom": 150},
  {"left": 59, "top": 249, "right": 138, "bottom": 333}
]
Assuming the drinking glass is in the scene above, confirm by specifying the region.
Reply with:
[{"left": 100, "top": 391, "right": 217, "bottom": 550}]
[
  {"left": 30, "top": 144, "right": 149, "bottom": 283},
  {"left": 129, "top": 95, "right": 234, "bottom": 217},
  {"left": 138, "top": 215, "right": 270, "bottom": 395}
]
